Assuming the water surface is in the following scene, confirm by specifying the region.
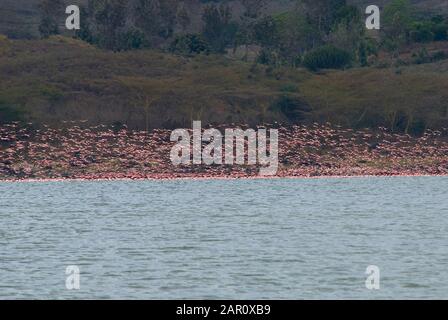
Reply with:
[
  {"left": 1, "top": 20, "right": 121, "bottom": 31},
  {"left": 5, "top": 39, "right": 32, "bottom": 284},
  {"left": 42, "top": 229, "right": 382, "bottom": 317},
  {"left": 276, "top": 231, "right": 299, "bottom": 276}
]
[{"left": 0, "top": 176, "right": 447, "bottom": 299}]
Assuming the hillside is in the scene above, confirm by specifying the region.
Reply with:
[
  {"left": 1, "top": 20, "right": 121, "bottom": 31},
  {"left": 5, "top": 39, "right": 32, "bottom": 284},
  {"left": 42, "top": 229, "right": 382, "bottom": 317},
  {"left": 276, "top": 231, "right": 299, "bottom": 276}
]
[
  {"left": 1, "top": 36, "right": 448, "bottom": 133},
  {"left": 2, "top": 0, "right": 448, "bottom": 39}
]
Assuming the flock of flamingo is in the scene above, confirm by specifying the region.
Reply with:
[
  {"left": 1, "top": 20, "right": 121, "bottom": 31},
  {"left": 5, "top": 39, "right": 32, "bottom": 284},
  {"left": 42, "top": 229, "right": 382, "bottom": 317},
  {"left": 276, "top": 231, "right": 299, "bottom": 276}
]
[{"left": 1, "top": 121, "right": 448, "bottom": 181}]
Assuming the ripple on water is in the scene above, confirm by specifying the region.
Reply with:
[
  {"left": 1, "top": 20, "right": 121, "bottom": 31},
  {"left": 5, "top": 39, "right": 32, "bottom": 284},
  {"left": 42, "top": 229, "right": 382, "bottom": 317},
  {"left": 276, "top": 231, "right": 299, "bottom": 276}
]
[{"left": 0, "top": 176, "right": 447, "bottom": 299}]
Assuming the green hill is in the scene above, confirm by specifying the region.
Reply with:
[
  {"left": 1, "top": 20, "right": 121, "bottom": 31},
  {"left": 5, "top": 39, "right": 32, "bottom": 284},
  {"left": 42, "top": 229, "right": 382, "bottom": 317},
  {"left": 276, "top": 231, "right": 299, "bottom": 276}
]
[{"left": 1, "top": 36, "right": 448, "bottom": 133}]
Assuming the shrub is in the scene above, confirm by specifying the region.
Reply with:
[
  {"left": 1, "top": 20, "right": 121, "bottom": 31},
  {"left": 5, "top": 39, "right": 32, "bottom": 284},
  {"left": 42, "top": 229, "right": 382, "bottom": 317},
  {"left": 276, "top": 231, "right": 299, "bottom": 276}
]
[
  {"left": 270, "top": 95, "right": 311, "bottom": 122},
  {"left": 410, "top": 48, "right": 448, "bottom": 65},
  {"left": 39, "top": 17, "right": 59, "bottom": 38},
  {"left": 118, "top": 28, "right": 147, "bottom": 51},
  {"left": 411, "top": 48, "right": 430, "bottom": 64},
  {"left": 279, "top": 83, "right": 298, "bottom": 93},
  {"left": 0, "top": 104, "right": 24, "bottom": 124},
  {"left": 409, "top": 16, "right": 448, "bottom": 43},
  {"left": 302, "top": 45, "right": 352, "bottom": 71},
  {"left": 256, "top": 49, "right": 279, "bottom": 66},
  {"left": 202, "top": 4, "right": 238, "bottom": 53},
  {"left": 431, "top": 50, "right": 448, "bottom": 62},
  {"left": 429, "top": 15, "right": 448, "bottom": 41},
  {"left": 432, "top": 24, "right": 448, "bottom": 41},
  {"left": 410, "top": 22, "right": 434, "bottom": 43},
  {"left": 169, "top": 34, "right": 210, "bottom": 56}
]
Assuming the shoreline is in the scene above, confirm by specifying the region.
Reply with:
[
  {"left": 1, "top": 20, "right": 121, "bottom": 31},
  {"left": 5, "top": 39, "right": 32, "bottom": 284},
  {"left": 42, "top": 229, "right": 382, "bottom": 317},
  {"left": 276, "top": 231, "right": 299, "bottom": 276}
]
[
  {"left": 2, "top": 123, "right": 448, "bottom": 182},
  {"left": 2, "top": 173, "right": 448, "bottom": 184}
]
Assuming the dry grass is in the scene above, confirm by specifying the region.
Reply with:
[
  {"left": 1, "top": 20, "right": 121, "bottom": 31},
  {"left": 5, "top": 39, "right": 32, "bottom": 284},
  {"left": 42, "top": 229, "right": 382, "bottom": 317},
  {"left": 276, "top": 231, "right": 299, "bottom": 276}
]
[
  {"left": 1, "top": 36, "right": 448, "bottom": 132},
  {"left": 300, "top": 62, "right": 448, "bottom": 132},
  {"left": 0, "top": 36, "right": 308, "bottom": 129}
]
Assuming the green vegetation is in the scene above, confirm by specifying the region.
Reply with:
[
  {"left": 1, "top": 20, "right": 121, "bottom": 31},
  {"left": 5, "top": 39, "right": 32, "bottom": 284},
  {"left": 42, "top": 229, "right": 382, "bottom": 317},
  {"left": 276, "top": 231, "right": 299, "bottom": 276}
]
[
  {"left": 0, "top": 103, "right": 24, "bottom": 124},
  {"left": 169, "top": 34, "right": 210, "bottom": 56},
  {"left": 382, "top": 0, "right": 448, "bottom": 49},
  {"left": 38, "top": 0, "right": 65, "bottom": 38},
  {"left": 0, "top": 36, "right": 447, "bottom": 135},
  {"left": 1, "top": 1, "right": 447, "bottom": 134},
  {"left": 303, "top": 46, "right": 352, "bottom": 71},
  {"left": 31, "top": 1, "right": 448, "bottom": 69},
  {"left": 301, "top": 64, "right": 448, "bottom": 134}
]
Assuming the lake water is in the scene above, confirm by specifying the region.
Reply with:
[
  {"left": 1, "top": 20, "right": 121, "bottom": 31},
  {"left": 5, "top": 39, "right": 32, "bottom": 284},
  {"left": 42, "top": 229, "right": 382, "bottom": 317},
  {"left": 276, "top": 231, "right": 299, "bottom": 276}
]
[{"left": 0, "top": 176, "right": 447, "bottom": 299}]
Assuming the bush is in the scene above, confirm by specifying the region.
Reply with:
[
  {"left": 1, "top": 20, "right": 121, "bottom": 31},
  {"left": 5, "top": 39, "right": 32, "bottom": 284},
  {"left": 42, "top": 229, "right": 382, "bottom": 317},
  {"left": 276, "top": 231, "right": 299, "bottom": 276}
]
[
  {"left": 256, "top": 49, "right": 279, "bottom": 66},
  {"left": 410, "top": 22, "right": 434, "bottom": 43},
  {"left": 0, "top": 104, "right": 24, "bottom": 124},
  {"left": 169, "top": 34, "right": 210, "bottom": 56},
  {"left": 270, "top": 95, "right": 311, "bottom": 122},
  {"left": 39, "top": 17, "right": 59, "bottom": 38},
  {"left": 431, "top": 50, "right": 448, "bottom": 62},
  {"left": 279, "top": 83, "right": 298, "bottom": 93},
  {"left": 202, "top": 4, "right": 238, "bottom": 53},
  {"left": 409, "top": 16, "right": 448, "bottom": 43},
  {"left": 118, "top": 28, "right": 147, "bottom": 51},
  {"left": 432, "top": 24, "right": 448, "bottom": 41},
  {"left": 302, "top": 45, "right": 352, "bottom": 71},
  {"left": 412, "top": 48, "right": 430, "bottom": 64},
  {"left": 411, "top": 49, "right": 448, "bottom": 65}
]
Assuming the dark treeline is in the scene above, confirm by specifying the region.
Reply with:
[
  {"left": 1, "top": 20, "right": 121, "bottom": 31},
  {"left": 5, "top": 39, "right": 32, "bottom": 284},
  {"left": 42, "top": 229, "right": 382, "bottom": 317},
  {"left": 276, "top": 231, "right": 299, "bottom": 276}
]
[{"left": 37, "top": 0, "right": 448, "bottom": 70}]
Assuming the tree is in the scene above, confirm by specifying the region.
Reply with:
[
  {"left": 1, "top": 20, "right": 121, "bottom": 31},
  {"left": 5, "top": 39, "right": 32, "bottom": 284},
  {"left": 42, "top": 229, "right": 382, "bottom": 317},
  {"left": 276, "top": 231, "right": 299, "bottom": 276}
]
[
  {"left": 333, "top": 4, "right": 362, "bottom": 28},
  {"left": 235, "top": 0, "right": 267, "bottom": 58},
  {"left": 253, "top": 11, "right": 317, "bottom": 66},
  {"left": 91, "top": 0, "right": 128, "bottom": 50},
  {"left": 431, "top": 15, "right": 448, "bottom": 41},
  {"left": 73, "top": 0, "right": 181, "bottom": 50},
  {"left": 253, "top": 16, "right": 278, "bottom": 48},
  {"left": 118, "top": 28, "right": 147, "bottom": 50},
  {"left": 241, "top": 0, "right": 266, "bottom": 19},
  {"left": 169, "top": 34, "right": 210, "bottom": 56},
  {"left": 327, "top": 5, "right": 364, "bottom": 56},
  {"left": 134, "top": 0, "right": 160, "bottom": 45},
  {"left": 383, "top": 0, "right": 413, "bottom": 45},
  {"left": 300, "top": 0, "right": 346, "bottom": 34},
  {"left": 75, "top": 5, "right": 96, "bottom": 44},
  {"left": 158, "top": 0, "right": 179, "bottom": 39},
  {"left": 176, "top": 3, "right": 191, "bottom": 31},
  {"left": 134, "top": 0, "right": 179, "bottom": 45},
  {"left": 38, "top": 0, "right": 64, "bottom": 38},
  {"left": 202, "top": 4, "right": 238, "bottom": 53}
]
